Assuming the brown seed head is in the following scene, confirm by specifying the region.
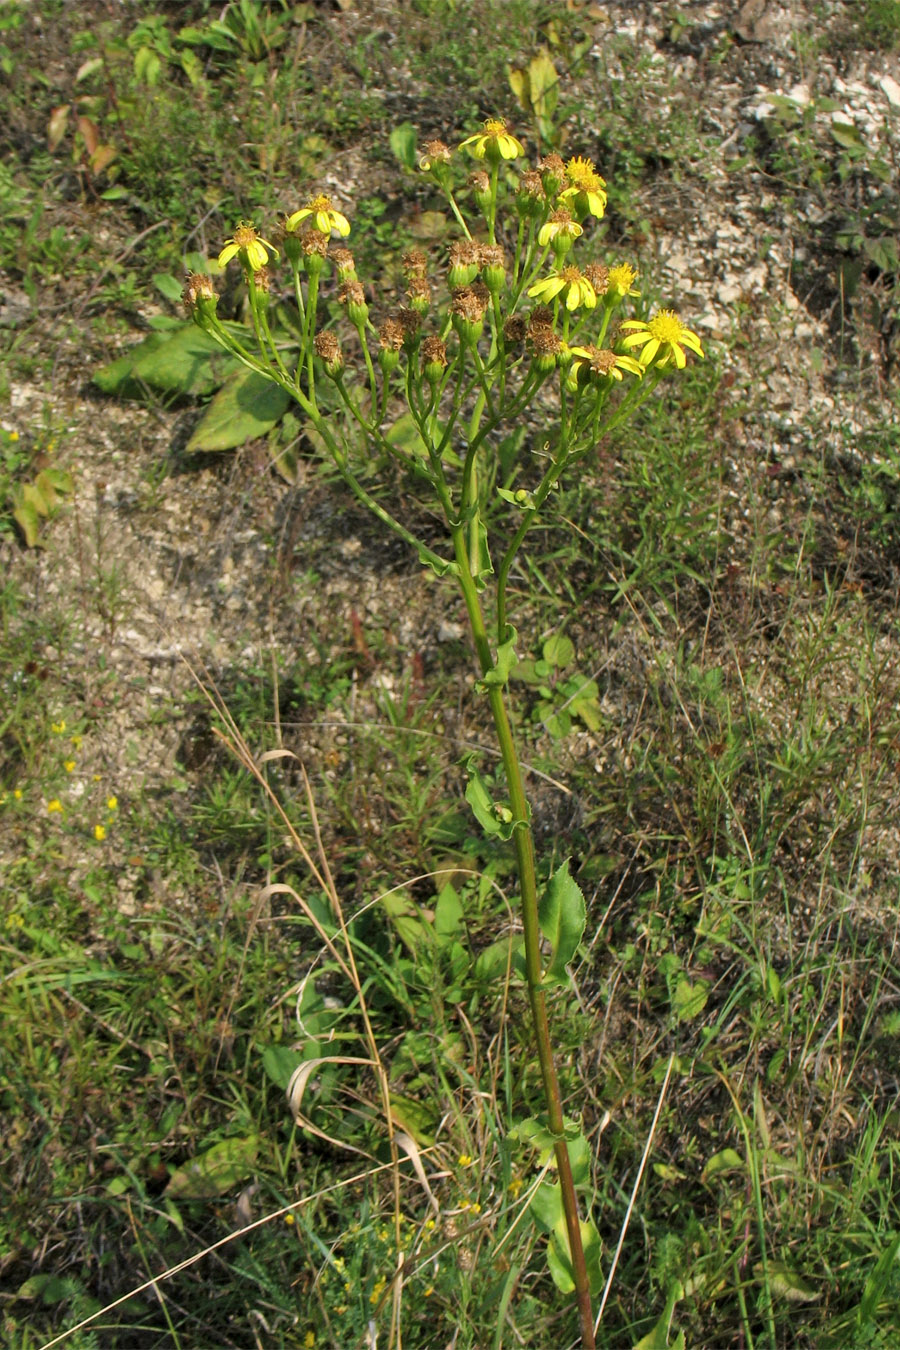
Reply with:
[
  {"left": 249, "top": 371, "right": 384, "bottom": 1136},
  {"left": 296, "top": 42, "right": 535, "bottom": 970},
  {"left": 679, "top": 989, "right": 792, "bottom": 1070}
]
[
  {"left": 182, "top": 272, "right": 218, "bottom": 314},
  {"left": 527, "top": 305, "right": 555, "bottom": 336},
  {"left": 518, "top": 170, "right": 546, "bottom": 201},
  {"left": 402, "top": 249, "right": 429, "bottom": 277},
  {"left": 406, "top": 274, "right": 431, "bottom": 305},
  {"left": 468, "top": 170, "right": 490, "bottom": 196},
  {"left": 450, "top": 285, "right": 489, "bottom": 323},
  {"left": 529, "top": 326, "right": 562, "bottom": 358},
  {"left": 301, "top": 228, "right": 329, "bottom": 258},
  {"left": 330, "top": 246, "right": 356, "bottom": 278},
  {"left": 449, "top": 240, "right": 481, "bottom": 268},
  {"left": 421, "top": 335, "right": 448, "bottom": 369},
  {"left": 422, "top": 138, "right": 452, "bottom": 164},
  {"left": 338, "top": 280, "right": 366, "bottom": 308},
  {"left": 503, "top": 315, "right": 527, "bottom": 345},
  {"left": 313, "top": 331, "right": 341, "bottom": 362},
  {"left": 583, "top": 263, "right": 609, "bottom": 295},
  {"left": 396, "top": 306, "right": 422, "bottom": 340},
  {"left": 378, "top": 317, "right": 405, "bottom": 351},
  {"left": 478, "top": 244, "right": 506, "bottom": 271}
]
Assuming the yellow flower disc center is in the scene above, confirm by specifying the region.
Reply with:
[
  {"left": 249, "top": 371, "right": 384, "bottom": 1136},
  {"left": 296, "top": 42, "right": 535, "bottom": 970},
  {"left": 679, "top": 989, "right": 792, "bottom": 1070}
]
[
  {"left": 483, "top": 118, "right": 507, "bottom": 134},
  {"left": 233, "top": 224, "right": 258, "bottom": 247},
  {"left": 561, "top": 266, "right": 582, "bottom": 283},
  {"left": 308, "top": 193, "right": 332, "bottom": 210},
  {"left": 648, "top": 310, "right": 684, "bottom": 343},
  {"left": 566, "top": 156, "right": 602, "bottom": 191}
]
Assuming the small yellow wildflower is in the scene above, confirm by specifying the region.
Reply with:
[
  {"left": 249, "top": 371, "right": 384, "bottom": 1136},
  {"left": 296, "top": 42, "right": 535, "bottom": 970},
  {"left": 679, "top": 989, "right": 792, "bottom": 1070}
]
[
  {"left": 569, "top": 345, "right": 644, "bottom": 381},
  {"left": 528, "top": 265, "right": 598, "bottom": 312},
  {"left": 459, "top": 117, "right": 525, "bottom": 162},
  {"left": 370, "top": 1276, "right": 387, "bottom": 1306},
  {"left": 93, "top": 824, "right": 106, "bottom": 841},
  {"left": 5, "top": 912, "right": 25, "bottom": 930},
  {"left": 64, "top": 759, "right": 75, "bottom": 773},
  {"left": 284, "top": 1213, "right": 295, "bottom": 1225},
  {"left": 508, "top": 1176, "right": 524, "bottom": 1199},
  {"left": 537, "top": 209, "right": 583, "bottom": 248},
  {"left": 606, "top": 263, "right": 640, "bottom": 299},
  {"left": 13, "top": 788, "right": 22, "bottom": 800},
  {"left": 457, "top": 1153, "right": 473, "bottom": 1167},
  {"left": 304, "top": 1333, "right": 316, "bottom": 1349},
  {"left": 70, "top": 735, "right": 82, "bottom": 750},
  {"left": 47, "top": 799, "right": 63, "bottom": 814},
  {"left": 217, "top": 222, "right": 278, "bottom": 271},
  {"left": 424, "top": 1285, "right": 434, "bottom": 1297},
  {"left": 559, "top": 155, "right": 608, "bottom": 219},
  {"left": 8, "top": 430, "right": 18, "bottom": 441},
  {"left": 620, "top": 309, "right": 705, "bottom": 369},
  {"left": 107, "top": 796, "right": 118, "bottom": 811},
  {"left": 51, "top": 720, "right": 66, "bottom": 734},
  {"left": 286, "top": 194, "right": 351, "bottom": 238}
]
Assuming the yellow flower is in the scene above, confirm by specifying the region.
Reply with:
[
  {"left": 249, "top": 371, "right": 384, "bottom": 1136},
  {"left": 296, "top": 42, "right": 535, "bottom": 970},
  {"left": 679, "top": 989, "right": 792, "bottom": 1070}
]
[
  {"left": 13, "top": 788, "right": 22, "bottom": 800},
  {"left": 286, "top": 194, "right": 350, "bottom": 238},
  {"left": 304, "top": 1333, "right": 315, "bottom": 1349},
  {"left": 620, "top": 309, "right": 704, "bottom": 369},
  {"left": 559, "top": 155, "right": 607, "bottom": 219},
  {"left": 93, "top": 824, "right": 106, "bottom": 841},
  {"left": 107, "top": 796, "right": 118, "bottom": 811},
  {"left": 459, "top": 117, "right": 525, "bottom": 162},
  {"left": 457, "top": 1153, "right": 473, "bottom": 1167},
  {"left": 47, "top": 799, "right": 64, "bottom": 814},
  {"left": 606, "top": 263, "right": 640, "bottom": 299},
  {"left": 569, "top": 345, "right": 644, "bottom": 381},
  {"left": 5, "top": 912, "right": 24, "bottom": 930},
  {"left": 217, "top": 222, "right": 278, "bottom": 271},
  {"left": 527, "top": 265, "right": 598, "bottom": 311},
  {"left": 537, "top": 209, "right": 583, "bottom": 248},
  {"left": 70, "top": 736, "right": 82, "bottom": 750},
  {"left": 51, "top": 720, "right": 66, "bottom": 734},
  {"left": 64, "top": 759, "right": 75, "bottom": 773}
]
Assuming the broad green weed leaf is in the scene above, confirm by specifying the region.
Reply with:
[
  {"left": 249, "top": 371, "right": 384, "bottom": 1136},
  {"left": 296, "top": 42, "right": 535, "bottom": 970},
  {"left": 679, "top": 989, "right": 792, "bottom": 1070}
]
[
  {"left": 702, "top": 1147, "right": 743, "bottom": 1181},
  {"left": 389, "top": 122, "right": 417, "bottom": 170},
  {"left": 261, "top": 1044, "right": 303, "bottom": 1090},
  {"left": 632, "top": 1278, "right": 685, "bottom": 1349},
  {"left": 93, "top": 324, "right": 240, "bottom": 398},
  {"left": 434, "top": 883, "right": 463, "bottom": 941},
  {"left": 539, "top": 858, "right": 586, "bottom": 986},
  {"left": 543, "top": 634, "right": 574, "bottom": 667},
  {"left": 672, "top": 976, "right": 709, "bottom": 1022},
  {"left": 463, "top": 758, "right": 521, "bottom": 840},
  {"left": 186, "top": 367, "right": 291, "bottom": 451},
  {"left": 165, "top": 1135, "right": 258, "bottom": 1199},
  {"left": 760, "top": 1261, "right": 819, "bottom": 1303}
]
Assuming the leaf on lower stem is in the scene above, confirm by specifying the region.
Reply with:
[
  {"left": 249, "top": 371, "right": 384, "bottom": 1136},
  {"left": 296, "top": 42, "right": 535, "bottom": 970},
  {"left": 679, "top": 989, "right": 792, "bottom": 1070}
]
[
  {"left": 476, "top": 625, "right": 518, "bottom": 691},
  {"left": 538, "top": 858, "right": 586, "bottom": 987}
]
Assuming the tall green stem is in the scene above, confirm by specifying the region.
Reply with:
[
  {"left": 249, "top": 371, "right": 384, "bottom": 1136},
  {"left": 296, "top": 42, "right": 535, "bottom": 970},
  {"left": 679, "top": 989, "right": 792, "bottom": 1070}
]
[{"left": 450, "top": 524, "right": 596, "bottom": 1349}]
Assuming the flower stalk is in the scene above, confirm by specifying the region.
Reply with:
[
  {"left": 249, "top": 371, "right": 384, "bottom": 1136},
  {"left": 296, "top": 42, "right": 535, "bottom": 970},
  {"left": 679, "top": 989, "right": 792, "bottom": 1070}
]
[{"left": 185, "top": 122, "right": 704, "bottom": 1349}]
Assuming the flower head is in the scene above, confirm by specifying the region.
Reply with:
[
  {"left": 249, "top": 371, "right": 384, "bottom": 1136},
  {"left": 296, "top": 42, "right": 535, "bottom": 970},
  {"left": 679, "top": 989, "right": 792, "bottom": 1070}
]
[
  {"left": 182, "top": 271, "right": 219, "bottom": 318},
  {"left": 286, "top": 194, "right": 350, "bottom": 238},
  {"left": 459, "top": 117, "right": 525, "bottom": 162},
  {"left": 217, "top": 222, "right": 278, "bottom": 272},
  {"left": 620, "top": 309, "right": 704, "bottom": 369},
  {"left": 419, "top": 139, "right": 452, "bottom": 173},
  {"left": 93, "top": 824, "right": 106, "bottom": 841},
  {"left": 538, "top": 207, "right": 583, "bottom": 256},
  {"left": 313, "top": 330, "right": 344, "bottom": 377},
  {"left": 528, "top": 265, "right": 598, "bottom": 312},
  {"left": 607, "top": 263, "right": 640, "bottom": 299},
  {"left": 569, "top": 344, "right": 644, "bottom": 382},
  {"left": 559, "top": 156, "right": 607, "bottom": 220}
]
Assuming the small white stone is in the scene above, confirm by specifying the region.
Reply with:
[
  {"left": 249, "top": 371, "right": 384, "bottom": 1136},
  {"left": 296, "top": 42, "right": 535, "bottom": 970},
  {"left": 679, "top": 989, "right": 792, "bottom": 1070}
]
[{"left": 880, "top": 74, "right": 900, "bottom": 107}]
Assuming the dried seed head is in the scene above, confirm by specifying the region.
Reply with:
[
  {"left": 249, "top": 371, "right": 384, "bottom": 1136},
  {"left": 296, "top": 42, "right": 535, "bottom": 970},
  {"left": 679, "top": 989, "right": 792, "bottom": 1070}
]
[
  {"left": 378, "top": 317, "right": 405, "bottom": 352},
  {"left": 503, "top": 315, "right": 527, "bottom": 345},
  {"left": 583, "top": 263, "right": 610, "bottom": 295},
  {"left": 402, "top": 249, "right": 429, "bottom": 277}
]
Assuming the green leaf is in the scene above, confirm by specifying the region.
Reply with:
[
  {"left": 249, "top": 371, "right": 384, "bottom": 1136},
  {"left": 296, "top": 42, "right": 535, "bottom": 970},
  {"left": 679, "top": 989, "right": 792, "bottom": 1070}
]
[
  {"left": 186, "top": 367, "right": 291, "bottom": 451},
  {"left": 473, "top": 934, "right": 524, "bottom": 981},
  {"left": 434, "top": 883, "right": 463, "bottom": 942},
  {"left": 477, "top": 626, "right": 518, "bottom": 691},
  {"left": 389, "top": 122, "right": 418, "bottom": 171},
  {"left": 632, "top": 1281, "right": 685, "bottom": 1349},
  {"left": 497, "top": 485, "right": 536, "bottom": 510},
  {"left": 671, "top": 976, "right": 709, "bottom": 1022},
  {"left": 165, "top": 1135, "right": 258, "bottom": 1199},
  {"left": 472, "top": 518, "right": 493, "bottom": 591},
  {"left": 538, "top": 858, "right": 586, "bottom": 986},
  {"left": 543, "top": 634, "right": 574, "bottom": 668},
  {"left": 93, "top": 324, "right": 240, "bottom": 399},
  {"left": 761, "top": 1261, "right": 819, "bottom": 1303},
  {"left": 702, "top": 1147, "right": 743, "bottom": 1181},
  {"left": 153, "top": 271, "right": 187, "bottom": 303},
  {"left": 463, "top": 756, "right": 522, "bottom": 840},
  {"left": 261, "top": 1044, "right": 303, "bottom": 1090},
  {"left": 13, "top": 499, "right": 41, "bottom": 547}
]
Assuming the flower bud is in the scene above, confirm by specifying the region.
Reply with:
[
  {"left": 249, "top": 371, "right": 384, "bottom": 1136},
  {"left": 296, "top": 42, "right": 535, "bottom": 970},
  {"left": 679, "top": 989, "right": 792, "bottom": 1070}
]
[
  {"left": 330, "top": 246, "right": 357, "bottom": 281},
  {"left": 182, "top": 272, "right": 219, "bottom": 325},
  {"left": 450, "top": 284, "right": 488, "bottom": 345},
  {"left": 448, "top": 240, "right": 480, "bottom": 289},
  {"left": 339, "top": 279, "right": 369, "bottom": 327},
  {"left": 479, "top": 244, "right": 506, "bottom": 295},
  {"left": 378, "top": 316, "right": 404, "bottom": 376},
  {"left": 313, "top": 330, "right": 343, "bottom": 378},
  {"left": 467, "top": 170, "right": 491, "bottom": 214},
  {"left": 421, "top": 335, "right": 448, "bottom": 393}
]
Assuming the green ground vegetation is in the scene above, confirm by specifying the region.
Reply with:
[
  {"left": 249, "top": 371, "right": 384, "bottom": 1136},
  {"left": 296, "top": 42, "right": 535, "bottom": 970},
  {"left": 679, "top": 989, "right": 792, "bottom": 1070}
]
[{"left": 2, "top": 1, "right": 900, "bottom": 1347}]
